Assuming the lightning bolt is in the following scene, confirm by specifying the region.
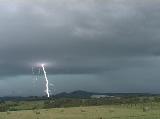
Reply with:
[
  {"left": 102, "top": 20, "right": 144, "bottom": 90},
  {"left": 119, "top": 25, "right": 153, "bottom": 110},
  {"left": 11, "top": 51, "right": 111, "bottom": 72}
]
[{"left": 41, "top": 64, "right": 50, "bottom": 98}]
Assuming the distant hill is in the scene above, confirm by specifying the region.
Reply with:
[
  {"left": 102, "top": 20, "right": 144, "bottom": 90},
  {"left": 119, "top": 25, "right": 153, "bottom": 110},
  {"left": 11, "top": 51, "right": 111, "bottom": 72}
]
[
  {"left": 0, "top": 90, "right": 157, "bottom": 101},
  {"left": 55, "top": 90, "right": 93, "bottom": 98},
  {"left": 54, "top": 90, "right": 155, "bottom": 99}
]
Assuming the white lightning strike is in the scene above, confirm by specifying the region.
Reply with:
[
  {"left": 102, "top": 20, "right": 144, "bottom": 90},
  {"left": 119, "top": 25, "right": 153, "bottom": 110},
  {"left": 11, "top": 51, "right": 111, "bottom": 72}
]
[{"left": 41, "top": 64, "right": 50, "bottom": 98}]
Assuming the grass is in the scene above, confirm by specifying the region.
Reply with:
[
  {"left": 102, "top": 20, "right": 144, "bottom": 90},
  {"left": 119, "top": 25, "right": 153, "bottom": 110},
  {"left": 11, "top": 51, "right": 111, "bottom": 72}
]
[
  {"left": 6, "top": 101, "right": 44, "bottom": 110},
  {"left": 0, "top": 104, "right": 160, "bottom": 119}
]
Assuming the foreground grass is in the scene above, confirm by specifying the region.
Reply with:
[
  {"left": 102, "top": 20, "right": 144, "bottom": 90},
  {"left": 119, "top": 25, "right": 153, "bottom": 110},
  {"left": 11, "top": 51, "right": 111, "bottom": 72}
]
[{"left": 0, "top": 105, "right": 160, "bottom": 119}]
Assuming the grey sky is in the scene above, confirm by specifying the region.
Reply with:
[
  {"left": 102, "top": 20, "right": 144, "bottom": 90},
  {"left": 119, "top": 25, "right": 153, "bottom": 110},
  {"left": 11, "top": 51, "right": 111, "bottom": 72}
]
[{"left": 0, "top": 0, "right": 160, "bottom": 96}]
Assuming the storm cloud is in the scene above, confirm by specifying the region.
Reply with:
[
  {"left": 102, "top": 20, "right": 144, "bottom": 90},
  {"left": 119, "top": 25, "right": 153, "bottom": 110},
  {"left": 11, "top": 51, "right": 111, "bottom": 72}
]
[{"left": 0, "top": 0, "right": 160, "bottom": 96}]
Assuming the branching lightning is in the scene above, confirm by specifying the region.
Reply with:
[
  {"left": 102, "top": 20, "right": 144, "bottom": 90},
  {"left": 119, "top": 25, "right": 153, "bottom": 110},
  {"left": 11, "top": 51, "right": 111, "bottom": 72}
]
[
  {"left": 32, "top": 63, "right": 52, "bottom": 97},
  {"left": 41, "top": 64, "right": 50, "bottom": 98}
]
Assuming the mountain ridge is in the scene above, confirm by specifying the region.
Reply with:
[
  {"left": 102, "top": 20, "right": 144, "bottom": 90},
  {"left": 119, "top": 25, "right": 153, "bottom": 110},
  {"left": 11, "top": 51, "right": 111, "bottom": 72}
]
[{"left": 0, "top": 90, "right": 157, "bottom": 101}]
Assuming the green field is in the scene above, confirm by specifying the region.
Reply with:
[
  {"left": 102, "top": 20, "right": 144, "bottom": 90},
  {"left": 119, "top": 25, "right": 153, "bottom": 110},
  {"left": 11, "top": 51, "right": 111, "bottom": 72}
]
[{"left": 1, "top": 104, "right": 160, "bottom": 119}]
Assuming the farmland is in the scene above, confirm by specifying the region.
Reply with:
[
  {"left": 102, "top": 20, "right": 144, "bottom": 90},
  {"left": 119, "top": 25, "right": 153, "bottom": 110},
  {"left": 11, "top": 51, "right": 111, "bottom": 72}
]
[
  {"left": 0, "top": 103, "right": 160, "bottom": 119},
  {"left": 1, "top": 92, "right": 160, "bottom": 119}
]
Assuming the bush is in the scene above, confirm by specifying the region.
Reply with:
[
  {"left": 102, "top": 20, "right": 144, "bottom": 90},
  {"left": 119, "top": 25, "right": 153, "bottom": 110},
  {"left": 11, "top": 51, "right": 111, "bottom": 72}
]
[
  {"left": 0, "top": 105, "right": 8, "bottom": 112},
  {"left": 9, "top": 107, "right": 18, "bottom": 111},
  {"left": 143, "top": 107, "right": 150, "bottom": 112}
]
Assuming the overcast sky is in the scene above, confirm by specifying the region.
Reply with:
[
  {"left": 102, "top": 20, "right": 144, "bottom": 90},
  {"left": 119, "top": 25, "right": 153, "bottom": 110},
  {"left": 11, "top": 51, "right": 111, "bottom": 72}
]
[{"left": 0, "top": 0, "right": 160, "bottom": 96}]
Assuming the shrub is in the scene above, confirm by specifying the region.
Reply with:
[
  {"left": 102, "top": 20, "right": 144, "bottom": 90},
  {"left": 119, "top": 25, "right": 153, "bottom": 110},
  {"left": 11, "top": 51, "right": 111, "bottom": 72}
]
[
  {"left": 143, "top": 107, "right": 150, "bottom": 112},
  {"left": 9, "top": 108, "right": 18, "bottom": 111}
]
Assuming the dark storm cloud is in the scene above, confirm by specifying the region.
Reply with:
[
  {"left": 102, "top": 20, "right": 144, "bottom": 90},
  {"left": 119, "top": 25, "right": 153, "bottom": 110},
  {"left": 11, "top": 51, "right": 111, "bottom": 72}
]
[
  {"left": 0, "top": 0, "right": 160, "bottom": 76},
  {"left": 0, "top": 0, "right": 160, "bottom": 96}
]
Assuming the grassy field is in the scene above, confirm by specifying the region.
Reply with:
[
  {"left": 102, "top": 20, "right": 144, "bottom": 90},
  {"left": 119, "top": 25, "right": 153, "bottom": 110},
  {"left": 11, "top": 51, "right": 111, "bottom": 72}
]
[{"left": 0, "top": 104, "right": 160, "bottom": 119}]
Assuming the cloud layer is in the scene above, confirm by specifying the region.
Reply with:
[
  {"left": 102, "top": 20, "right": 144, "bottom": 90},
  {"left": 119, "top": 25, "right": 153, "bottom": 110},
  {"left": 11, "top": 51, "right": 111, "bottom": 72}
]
[{"left": 0, "top": 0, "right": 160, "bottom": 95}]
